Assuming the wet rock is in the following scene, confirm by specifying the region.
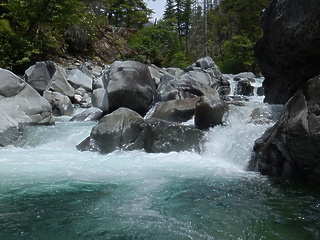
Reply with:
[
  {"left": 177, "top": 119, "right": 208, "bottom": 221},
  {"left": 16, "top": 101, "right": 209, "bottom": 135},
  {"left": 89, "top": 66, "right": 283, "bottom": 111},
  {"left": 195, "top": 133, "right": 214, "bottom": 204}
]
[
  {"left": 255, "top": 0, "right": 320, "bottom": 104},
  {"left": 77, "top": 108, "right": 146, "bottom": 154},
  {"left": 236, "top": 80, "right": 254, "bottom": 96},
  {"left": 144, "top": 118, "right": 204, "bottom": 153},
  {"left": 195, "top": 95, "right": 228, "bottom": 130},
  {"left": 248, "top": 105, "right": 274, "bottom": 125},
  {"left": 70, "top": 107, "right": 103, "bottom": 122},
  {"left": 43, "top": 90, "right": 74, "bottom": 116},
  {"left": 248, "top": 76, "right": 320, "bottom": 184},
  {"left": 106, "top": 61, "right": 157, "bottom": 116},
  {"left": 67, "top": 69, "right": 93, "bottom": 91},
  {"left": 234, "top": 72, "right": 255, "bottom": 82},
  {"left": 151, "top": 98, "right": 199, "bottom": 123}
]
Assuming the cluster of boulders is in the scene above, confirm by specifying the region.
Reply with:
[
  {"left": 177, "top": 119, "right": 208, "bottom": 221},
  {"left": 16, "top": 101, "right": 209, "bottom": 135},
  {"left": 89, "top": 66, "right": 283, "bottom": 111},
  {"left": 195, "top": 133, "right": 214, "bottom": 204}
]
[
  {"left": 4, "top": 56, "right": 262, "bottom": 153},
  {"left": 249, "top": 0, "right": 320, "bottom": 184}
]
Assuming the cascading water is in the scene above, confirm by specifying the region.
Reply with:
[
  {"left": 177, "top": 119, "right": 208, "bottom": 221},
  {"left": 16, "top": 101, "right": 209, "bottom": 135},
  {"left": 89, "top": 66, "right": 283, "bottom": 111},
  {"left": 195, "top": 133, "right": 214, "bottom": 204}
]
[{"left": 1, "top": 82, "right": 320, "bottom": 239}]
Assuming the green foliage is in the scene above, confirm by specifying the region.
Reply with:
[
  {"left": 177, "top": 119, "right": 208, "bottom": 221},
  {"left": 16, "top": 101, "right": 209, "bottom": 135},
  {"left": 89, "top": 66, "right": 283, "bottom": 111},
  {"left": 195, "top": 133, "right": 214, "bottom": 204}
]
[
  {"left": 219, "top": 35, "right": 255, "bottom": 74},
  {"left": 128, "top": 19, "right": 183, "bottom": 68}
]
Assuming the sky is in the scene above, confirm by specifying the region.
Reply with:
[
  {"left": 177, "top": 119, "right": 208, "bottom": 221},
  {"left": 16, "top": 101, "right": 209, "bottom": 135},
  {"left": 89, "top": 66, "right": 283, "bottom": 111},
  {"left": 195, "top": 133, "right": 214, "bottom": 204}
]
[{"left": 144, "top": 0, "right": 166, "bottom": 21}]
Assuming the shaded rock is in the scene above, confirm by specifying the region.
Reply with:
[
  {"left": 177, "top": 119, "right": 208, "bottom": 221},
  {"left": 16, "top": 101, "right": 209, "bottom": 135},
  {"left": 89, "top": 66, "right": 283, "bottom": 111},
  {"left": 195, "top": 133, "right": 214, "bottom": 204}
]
[
  {"left": 257, "top": 87, "right": 264, "bottom": 96},
  {"left": 107, "top": 61, "right": 157, "bottom": 116},
  {"left": 236, "top": 80, "right": 254, "bottom": 96},
  {"left": 76, "top": 108, "right": 146, "bottom": 154},
  {"left": 24, "top": 61, "right": 56, "bottom": 93},
  {"left": 151, "top": 98, "right": 199, "bottom": 123},
  {"left": 43, "top": 90, "right": 74, "bottom": 116},
  {"left": 195, "top": 95, "right": 228, "bottom": 130},
  {"left": 255, "top": 0, "right": 320, "bottom": 104},
  {"left": 144, "top": 118, "right": 204, "bottom": 153},
  {"left": 248, "top": 76, "right": 320, "bottom": 184},
  {"left": 70, "top": 107, "right": 103, "bottom": 122},
  {"left": 148, "top": 65, "right": 163, "bottom": 87},
  {"left": 0, "top": 109, "right": 22, "bottom": 147},
  {"left": 67, "top": 69, "right": 93, "bottom": 91}
]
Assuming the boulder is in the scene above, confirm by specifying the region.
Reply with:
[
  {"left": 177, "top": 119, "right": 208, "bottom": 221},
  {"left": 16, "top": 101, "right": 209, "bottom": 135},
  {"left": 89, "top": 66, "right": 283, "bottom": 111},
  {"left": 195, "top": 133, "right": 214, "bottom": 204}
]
[
  {"left": 43, "top": 90, "right": 74, "bottom": 116},
  {"left": 77, "top": 107, "right": 205, "bottom": 154},
  {"left": 67, "top": 69, "right": 93, "bottom": 91},
  {"left": 234, "top": 72, "right": 255, "bottom": 82},
  {"left": 157, "top": 75, "right": 217, "bottom": 102},
  {"left": 92, "top": 88, "right": 108, "bottom": 111},
  {"left": 248, "top": 76, "right": 320, "bottom": 184},
  {"left": 248, "top": 105, "right": 274, "bottom": 125},
  {"left": 236, "top": 80, "right": 254, "bottom": 96},
  {"left": 151, "top": 98, "right": 199, "bottom": 123},
  {"left": 24, "top": 61, "right": 56, "bottom": 93},
  {"left": 194, "top": 95, "right": 228, "bottom": 130},
  {"left": 50, "top": 65, "right": 75, "bottom": 97},
  {"left": 144, "top": 118, "right": 205, "bottom": 153},
  {"left": 0, "top": 68, "right": 54, "bottom": 146},
  {"left": 76, "top": 108, "right": 146, "bottom": 154},
  {"left": 70, "top": 107, "right": 103, "bottom": 122},
  {"left": 255, "top": 0, "right": 320, "bottom": 104},
  {"left": 106, "top": 61, "right": 157, "bottom": 116}
]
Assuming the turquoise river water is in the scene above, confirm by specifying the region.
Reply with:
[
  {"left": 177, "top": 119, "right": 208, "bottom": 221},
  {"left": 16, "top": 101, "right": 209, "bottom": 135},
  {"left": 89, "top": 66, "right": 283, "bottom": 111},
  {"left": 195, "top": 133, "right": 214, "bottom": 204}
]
[{"left": 1, "top": 99, "right": 320, "bottom": 240}]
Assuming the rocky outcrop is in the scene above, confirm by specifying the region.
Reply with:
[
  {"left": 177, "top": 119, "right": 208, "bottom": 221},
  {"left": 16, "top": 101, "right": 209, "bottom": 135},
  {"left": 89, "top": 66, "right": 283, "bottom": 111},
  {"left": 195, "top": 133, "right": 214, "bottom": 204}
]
[
  {"left": 248, "top": 76, "right": 320, "bottom": 184},
  {"left": 255, "top": 0, "right": 320, "bottom": 104},
  {"left": 106, "top": 61, "right": 157, "bottom": 116},
  {"left": 77, "top": 107, "right": 205, "bottom": 154},
  {"left": 0, "top": 68, "right": 54, "bottom": 146}
]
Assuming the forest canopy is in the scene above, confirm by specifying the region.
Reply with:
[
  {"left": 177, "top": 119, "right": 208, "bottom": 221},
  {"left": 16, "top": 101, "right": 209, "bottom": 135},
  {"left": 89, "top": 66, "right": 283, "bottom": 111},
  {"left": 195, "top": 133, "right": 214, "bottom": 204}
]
[{"left": 0, "top": 0, "right": 269, "bottom": 73}]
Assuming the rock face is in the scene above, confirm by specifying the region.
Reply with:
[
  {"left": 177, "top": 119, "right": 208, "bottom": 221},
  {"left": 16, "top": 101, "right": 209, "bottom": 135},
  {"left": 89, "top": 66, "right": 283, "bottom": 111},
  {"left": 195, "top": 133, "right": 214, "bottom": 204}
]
[
  {"left": 255, "top": 0, "right": 320, "bottom": 104},
  {"left": 248, "top": 76, "right": 320, "bottom": 184},
  {"left": 0, "top": 68, "right": 54, "bottom": 146},
  {"left": 43, "top": 90, "right": 74, "bottom": 116},
  {"left": 70, "top": 107, "right": 103, "bottom": 122},
  {"left": 77, "top": 107, "right": 205, "bottom": 154},
  {"left": 106, "top": 61, "right": 157, "bottom": 116}
]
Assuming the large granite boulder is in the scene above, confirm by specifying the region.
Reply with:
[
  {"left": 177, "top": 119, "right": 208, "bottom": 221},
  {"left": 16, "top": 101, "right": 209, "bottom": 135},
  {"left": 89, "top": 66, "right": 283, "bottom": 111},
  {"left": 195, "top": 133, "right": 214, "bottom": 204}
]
[
  {"left": 24, "top": 61, "right": 56, "bottom": 93},
  {"left": 76, "top": 108, "right": 146, "bottom": 153},
  {"left": 144, "top": 118, "right": 205, "bottom": 153},
  {"left": 106, "top": 61, "right": 157, "bottom": 116},
  {"left": 194, "top": 94, "right": 228, "bottom": 130},
  {"left": 0, "top": 68, "right": 54, "bottom": 146},
  {"left": 67, "top": 69, "right": 93, "bottom": 92},
  {"left": 248, "top": 76, "right": 320, "bottom": 184},
  {"left": 24, "top": 61, "right": 75, "bottom": 97},
  {"left": 151, "top": 98, "right": 199, "bottom": 123},
  {"left": 255, "top": 0, "right": 320, "bottom": 104},
  {"left": 43, "top": 90, "right": 74, "bottom": 116},
  {"left": 157, "top": 75, "right": 217, "bottom": 102},
  {"left": 77, "top": 107, "right": 205, "bottom": 154}
]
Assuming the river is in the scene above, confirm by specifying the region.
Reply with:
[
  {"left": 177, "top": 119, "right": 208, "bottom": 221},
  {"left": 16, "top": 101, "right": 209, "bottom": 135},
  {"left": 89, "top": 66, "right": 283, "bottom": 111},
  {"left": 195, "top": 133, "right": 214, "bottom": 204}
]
[{"left": 1, "top": 94, "right": 320, "bottom": 239}]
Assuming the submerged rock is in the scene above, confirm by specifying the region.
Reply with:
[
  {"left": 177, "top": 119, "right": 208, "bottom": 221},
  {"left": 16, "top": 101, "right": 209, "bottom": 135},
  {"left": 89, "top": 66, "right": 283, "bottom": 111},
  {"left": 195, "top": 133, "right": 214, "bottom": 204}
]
[{"left": 248, "top": 76, "right": 320, "bottom": 184}]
